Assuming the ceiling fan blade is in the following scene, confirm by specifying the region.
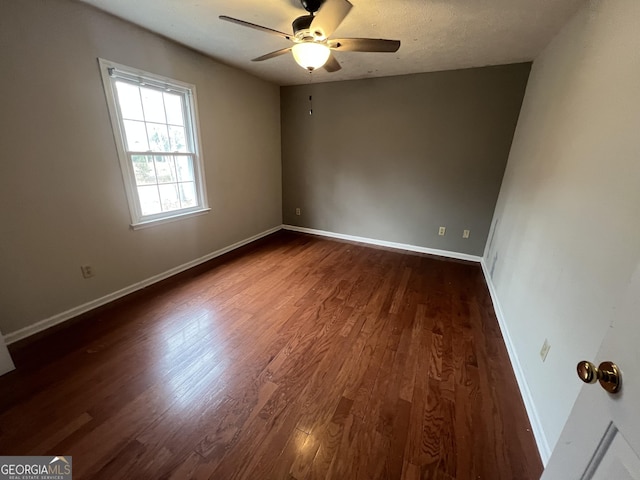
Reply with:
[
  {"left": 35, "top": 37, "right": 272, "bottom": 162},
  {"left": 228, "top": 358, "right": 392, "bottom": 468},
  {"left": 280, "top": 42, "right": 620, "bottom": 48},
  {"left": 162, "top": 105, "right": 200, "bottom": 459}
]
[
  {"left": 310, "top": 0, "right": 353, "bottom": 39},
  {"left": 219, "top": 15, "right": 292, "bottom": 41},
  {"left": 322, "top": 53, "right": 342, "bottom": 72},
  {"left": 252, "top": 48, "right": 292, "bottom": 62},
  {"left": 329, "top": 38, "right": 401, "bottom": 52}
]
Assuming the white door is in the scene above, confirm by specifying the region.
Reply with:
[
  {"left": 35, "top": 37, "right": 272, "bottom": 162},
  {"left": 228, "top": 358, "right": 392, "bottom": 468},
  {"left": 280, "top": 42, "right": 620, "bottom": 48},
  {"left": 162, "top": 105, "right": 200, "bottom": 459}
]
[
  {"left": 542, "top": 262, "right": 640, "bottom": 479},
  {"left": 0, "top": 332, "right": 15, "bottom": 376}
]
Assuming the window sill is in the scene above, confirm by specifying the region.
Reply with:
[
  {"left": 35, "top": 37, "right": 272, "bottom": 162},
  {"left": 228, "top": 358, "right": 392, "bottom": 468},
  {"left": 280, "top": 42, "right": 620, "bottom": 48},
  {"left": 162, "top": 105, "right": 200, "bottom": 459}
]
[{"left": 131, "top": 208, "right": 211, "bottom": 230}]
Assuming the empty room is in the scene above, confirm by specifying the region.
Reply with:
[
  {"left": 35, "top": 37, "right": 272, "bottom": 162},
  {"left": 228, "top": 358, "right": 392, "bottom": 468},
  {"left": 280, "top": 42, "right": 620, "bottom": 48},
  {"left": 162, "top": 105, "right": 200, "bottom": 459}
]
[{"left": 1, "top": 0, "right": 638, "bottom": 479}]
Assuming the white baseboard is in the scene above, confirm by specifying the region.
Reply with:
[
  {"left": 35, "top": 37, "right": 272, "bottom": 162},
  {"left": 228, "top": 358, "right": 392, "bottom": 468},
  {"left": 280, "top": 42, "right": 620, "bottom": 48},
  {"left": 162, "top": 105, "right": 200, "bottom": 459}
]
[
  {"left": 282, "top": 225, "right": 482, "bottom": 263},
  {"left": 0, "top": 334, "right": 15, "bottom": 376},
  {"left": 480, "top": 259, "right": 551, "bottom": 465},
  {"left": 3, "top": 226, "right": 281, "bottom": 345}
]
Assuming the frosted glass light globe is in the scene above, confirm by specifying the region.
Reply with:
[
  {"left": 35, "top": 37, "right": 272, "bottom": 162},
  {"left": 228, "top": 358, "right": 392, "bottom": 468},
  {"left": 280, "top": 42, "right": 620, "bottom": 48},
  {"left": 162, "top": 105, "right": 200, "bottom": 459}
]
[{"left": 292, "top": 42, "right": 331, "bottom": 71}]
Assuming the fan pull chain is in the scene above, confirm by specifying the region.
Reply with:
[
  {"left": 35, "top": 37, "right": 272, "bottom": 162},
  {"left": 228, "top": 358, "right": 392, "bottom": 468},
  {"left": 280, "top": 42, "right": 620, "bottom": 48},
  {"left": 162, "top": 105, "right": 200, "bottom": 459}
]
[{"left": 308, "top": 71, "right": 313, "bottom": 116}]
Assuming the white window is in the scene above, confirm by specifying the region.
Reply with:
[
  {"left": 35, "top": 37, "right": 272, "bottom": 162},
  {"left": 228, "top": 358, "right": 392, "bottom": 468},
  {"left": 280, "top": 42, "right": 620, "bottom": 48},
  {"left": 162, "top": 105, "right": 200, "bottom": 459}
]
[{"left": 99, "top": 58, "right": 209, "bottom": 228}]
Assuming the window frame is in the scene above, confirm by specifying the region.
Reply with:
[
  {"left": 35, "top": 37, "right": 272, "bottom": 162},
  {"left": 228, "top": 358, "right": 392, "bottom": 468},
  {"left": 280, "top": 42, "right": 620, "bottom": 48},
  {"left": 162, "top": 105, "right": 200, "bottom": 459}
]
[{"left": 98, "top": 58, "right": 209, "bottom": 229}]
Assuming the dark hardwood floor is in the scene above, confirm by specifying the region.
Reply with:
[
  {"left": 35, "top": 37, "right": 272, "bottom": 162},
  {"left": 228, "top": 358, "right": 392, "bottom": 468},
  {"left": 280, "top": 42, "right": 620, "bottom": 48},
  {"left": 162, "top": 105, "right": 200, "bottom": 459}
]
[{"left": 0, "top": 231, "right": 542, "bottom": 479}]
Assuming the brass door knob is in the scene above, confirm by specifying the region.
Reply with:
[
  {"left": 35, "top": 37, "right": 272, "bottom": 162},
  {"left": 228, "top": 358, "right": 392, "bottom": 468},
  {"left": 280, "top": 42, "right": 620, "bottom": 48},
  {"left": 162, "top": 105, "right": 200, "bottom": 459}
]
[{"left": 576, "top": 360, "right": 621, "bottom": 394}]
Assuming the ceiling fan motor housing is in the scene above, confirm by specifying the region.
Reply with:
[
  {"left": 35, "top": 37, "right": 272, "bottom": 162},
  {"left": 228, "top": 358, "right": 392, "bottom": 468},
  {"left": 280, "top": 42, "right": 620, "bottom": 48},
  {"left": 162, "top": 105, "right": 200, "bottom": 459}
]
[
  {"left": 292, "top": 15, "right": 325, "bottom": 41},
  {"left": 300, "top": 0, "right": 324, "bottom": 14}
]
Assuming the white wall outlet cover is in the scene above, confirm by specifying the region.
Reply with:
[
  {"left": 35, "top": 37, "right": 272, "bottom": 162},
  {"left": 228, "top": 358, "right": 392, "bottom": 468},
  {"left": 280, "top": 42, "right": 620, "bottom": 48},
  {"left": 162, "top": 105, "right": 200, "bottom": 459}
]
[
  {"left": 81, "top": 265, "right": 94, "bottom": 279},
  {"left": 540, "top": 339, "right": 551, "bottom": 362}
]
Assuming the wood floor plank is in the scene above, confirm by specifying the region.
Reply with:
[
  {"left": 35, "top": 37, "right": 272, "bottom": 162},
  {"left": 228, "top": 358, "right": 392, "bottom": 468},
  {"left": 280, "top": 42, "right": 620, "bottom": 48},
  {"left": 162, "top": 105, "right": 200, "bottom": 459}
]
[
  {"left": 0, "top": 231, "right": 542, "bottom": 479},
  {"left": 289, "top": 430, "right": 321, "bottom": 479},
  {"left": 266, "top": 427, "right": 308, "bottom": 480},
  {"left": 306, "top": 398, "right": 354, "bottom": 480}
]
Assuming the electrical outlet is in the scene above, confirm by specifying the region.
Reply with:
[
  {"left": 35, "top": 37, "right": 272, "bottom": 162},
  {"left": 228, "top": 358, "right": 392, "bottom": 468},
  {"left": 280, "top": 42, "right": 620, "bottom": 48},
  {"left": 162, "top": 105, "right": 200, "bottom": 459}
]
[
  {"left": 540, "top": 339, "right": 551, "bottom": 362},
  {"left": 80, "top": 265, "right": 94, "bottom": 279},
  {"left": 438, "top": 226, "right": 446, "bottom": 236},
  {"left": 463, "top": 229, "right": 470, "bottom": 239},
  {"left": 295, "top": 207, "right": 301, "bottom": 216}
]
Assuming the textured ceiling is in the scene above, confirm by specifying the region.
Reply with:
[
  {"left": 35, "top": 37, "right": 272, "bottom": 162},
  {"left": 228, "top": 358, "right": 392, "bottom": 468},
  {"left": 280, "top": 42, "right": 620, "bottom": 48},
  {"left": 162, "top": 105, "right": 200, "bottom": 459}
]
[{"left": 77, "top": 0, "right": 584, "bottom": 86}]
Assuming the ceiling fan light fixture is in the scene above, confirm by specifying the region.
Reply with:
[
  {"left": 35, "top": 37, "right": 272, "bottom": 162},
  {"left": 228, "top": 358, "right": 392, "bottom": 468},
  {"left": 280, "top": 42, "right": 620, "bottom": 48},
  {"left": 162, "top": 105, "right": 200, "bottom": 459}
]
[{"left": 291, "top": 42, "right": 331, "bottom": 71}]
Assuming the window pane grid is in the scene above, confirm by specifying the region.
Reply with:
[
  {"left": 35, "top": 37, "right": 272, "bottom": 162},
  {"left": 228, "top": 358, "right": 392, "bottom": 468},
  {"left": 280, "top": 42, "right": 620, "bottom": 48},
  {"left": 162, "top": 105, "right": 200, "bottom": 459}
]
[
  {"left": 115, "top": 80, "right": 193, "bottom": 155},
  {"left": 129, "top": 154, "right": 198, "bottom": 214}
]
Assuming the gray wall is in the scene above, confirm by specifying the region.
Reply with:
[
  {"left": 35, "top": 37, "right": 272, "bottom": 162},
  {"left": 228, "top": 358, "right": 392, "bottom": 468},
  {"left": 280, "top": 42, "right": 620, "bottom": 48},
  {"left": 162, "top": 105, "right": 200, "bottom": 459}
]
[
  {"left": 0, "top": 0, "right": 282, "bottom": 336},
  {"left": 281, "top": 64, "right": 530, "bottom": 256},
  {"left": 485, "top": 0, "right": 640, "bottom": 459}
]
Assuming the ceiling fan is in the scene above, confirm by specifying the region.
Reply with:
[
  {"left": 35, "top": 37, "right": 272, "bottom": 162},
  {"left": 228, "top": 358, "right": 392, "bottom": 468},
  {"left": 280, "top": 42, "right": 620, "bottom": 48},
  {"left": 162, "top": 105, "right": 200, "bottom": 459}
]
[{"left": 219, "top": 0, "right": 401, "bottom": 72}]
